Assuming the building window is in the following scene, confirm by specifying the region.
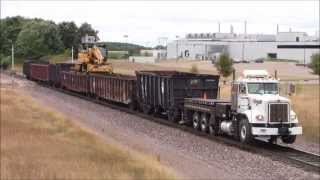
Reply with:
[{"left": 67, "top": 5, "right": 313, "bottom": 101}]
[
  {"left": 296, "top": 37, "right": 300, "bottom": 42},
  {"left": 267, "top": 53, "right": 277, "bottom": 59}
]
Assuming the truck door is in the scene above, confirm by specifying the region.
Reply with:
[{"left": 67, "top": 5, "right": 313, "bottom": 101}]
[
  {"left": 238, "top": 83, "right": 249, "bottom": 113},
  {"left": 231, "top": 83, "right": 239, "bottom": 111}
]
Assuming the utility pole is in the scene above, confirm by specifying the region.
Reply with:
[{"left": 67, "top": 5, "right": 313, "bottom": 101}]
[
  {"left": 11, "top": 42, "right": 14, "bottom": 71},
  {"left": 242, "top": 41, "right": 246, "bottom": 62},
  {"left": 303, "top": 48, "right": 306, "bottom": 67},
  {"left": 71, "top": 46, "right": 74, "bottom": 63},
  {"left": 124, "top": 35, "right": 128, "bottom": 59},
  {"left": 176, "top": 35, "right": 179, "bottom": 60}
]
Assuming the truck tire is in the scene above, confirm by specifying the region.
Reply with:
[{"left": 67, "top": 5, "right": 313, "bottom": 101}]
[
  {"left": 200, "top": 113, "right": 209, "bottom": 132},
  {"left": 209, "top": 116, "right": 219, "bottom": 136},
  {"left": 239, "top": 118, "right": 253, "bottom": 143},
  {"left": 168, "top": 109, "right": 178, "bottom": 122},
  {"left": 281, "top": 135, "right": 296, "bottom": 144},
  {"left": 192, "top": 112, "right": 200, "bottom": 130},
  {"left": 209, "top": 124, "right": 219, "bottom": 136}
]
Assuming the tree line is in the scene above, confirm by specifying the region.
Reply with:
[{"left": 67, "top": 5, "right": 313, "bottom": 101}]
[{"left": 0, "top": 16, "right": 99, "bottom": 65}]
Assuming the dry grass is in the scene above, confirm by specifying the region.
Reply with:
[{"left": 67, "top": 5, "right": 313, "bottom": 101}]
[
  {"left": 219, "top": 83, "right": 320, "bottom": 142},
  {"left": 110, "top": 60, "right": 319, "bottom": 80},
  {"left": 0, "top": 88, "right": 176, "bottom": 179},
  {"left": 289, "top": 84, "right": 320, "bottom": 141}
]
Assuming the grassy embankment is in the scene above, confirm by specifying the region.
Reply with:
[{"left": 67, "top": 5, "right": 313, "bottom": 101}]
[
  {"left": 289, "top": 84, "right": 320, "bottom": 142},
  {"left": 219, "top": 83, "right": 320, "bottom": 142},
  {"left": 0, "top": 88, "right": 176, "bottom": 179}
]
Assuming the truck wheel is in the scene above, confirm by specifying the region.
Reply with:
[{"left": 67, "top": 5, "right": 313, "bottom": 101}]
[
  {"left": 239, "top": 118, "right": 253, "bottom": 144},
  {"left": 200, "top": 113, "right": 208, "bottom": 132},
  {"left": 143, "top": 105, "right": 151, "bottom": 115},
  {"left": 281, "top": 135, "right": 296, "bottom": 144},
  {"left": 129, "top": 102, "right": 136, "bottom": 111},
  {"left": 192, "top": 112, "right": 200, "bottom": 130},
  {"left": 168, "top": 109, "right": 178, "bottom": 122},
  {"left": 209, "top": 125, "right": 219, "bottom": 136}
]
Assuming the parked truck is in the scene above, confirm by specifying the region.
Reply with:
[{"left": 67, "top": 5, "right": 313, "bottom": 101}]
[{"left": 183, "top": 70, "right": 302, "bottom": 144}]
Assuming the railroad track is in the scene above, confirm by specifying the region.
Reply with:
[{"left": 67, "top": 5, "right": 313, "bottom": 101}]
[{"left": 8, "top": 72, "right": 320, "bottom": 174}]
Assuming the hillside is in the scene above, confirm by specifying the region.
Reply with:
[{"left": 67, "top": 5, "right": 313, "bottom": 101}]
[{"left": 99, "top": 42, "right": 151, "bottom": 55}]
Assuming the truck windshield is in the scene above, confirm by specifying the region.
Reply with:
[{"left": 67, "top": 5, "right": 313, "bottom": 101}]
[{"left": 247, "top": 83, "right": 278, "bottom": 94}]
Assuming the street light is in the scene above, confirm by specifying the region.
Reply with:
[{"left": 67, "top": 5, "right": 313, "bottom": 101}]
[{"left": 123, "top": 35, "right": 128, "bottom": 59}]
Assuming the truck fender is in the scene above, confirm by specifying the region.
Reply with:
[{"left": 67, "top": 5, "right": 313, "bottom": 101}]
[{"left": 236, "top": 112, "right": 250, "bottom": 122}]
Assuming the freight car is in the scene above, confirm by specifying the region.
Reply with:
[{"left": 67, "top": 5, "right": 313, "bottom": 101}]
[
  {"left": 49, "top": 63, "right": 74, "bottom": 87},
  {"left": 136, "top": 71, "right": 219, "bottom": 121},
  {"left": 25, "top": 62, "right": 73, "bottom": 85},
  {"left": 60, "top": 71, "right": 90, "bottom": 94},
  {"left": 22, "top": 61, "right": 302, "bottom": 144},
  {"left": 89, "top": 73, "right": 137, "bottom": 107},
  {"left": 23, "top": 60, "right": 49, "bottom": 80}
]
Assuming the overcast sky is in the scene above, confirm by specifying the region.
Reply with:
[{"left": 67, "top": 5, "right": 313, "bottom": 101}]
[{"left": 1, "top": 1, "right": 319, "bottom": 46}]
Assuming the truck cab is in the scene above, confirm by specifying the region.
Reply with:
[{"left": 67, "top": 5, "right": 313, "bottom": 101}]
[{"left": 232, "top": 70, "right": 302, "bottom": 144}]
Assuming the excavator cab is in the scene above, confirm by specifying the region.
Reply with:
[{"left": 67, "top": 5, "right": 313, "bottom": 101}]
[{"left": 73, "top": 35, "right": 113, "bottom": 74}]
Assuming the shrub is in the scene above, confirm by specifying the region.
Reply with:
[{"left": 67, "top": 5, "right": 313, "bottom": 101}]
[
  {"left": 215, "top": 53, "right": 233, "bottom": 77},
  {"left": 310, "top": 53, "right": 320, "bottom": 75},
  {"left": 190, "top": 64, "right": 199, "bottom": 74},
  {"left": 0, "top": 55, "right": 11, "bottom": 70}
]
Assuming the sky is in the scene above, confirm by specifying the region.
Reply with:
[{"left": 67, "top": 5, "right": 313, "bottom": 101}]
[{"left": 1, "top": 1, "right": 319, "bottom": 47}]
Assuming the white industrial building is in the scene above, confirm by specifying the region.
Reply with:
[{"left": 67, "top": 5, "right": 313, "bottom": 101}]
[{"left": 167, "top": 25, "right": 320, "bottom": 64}]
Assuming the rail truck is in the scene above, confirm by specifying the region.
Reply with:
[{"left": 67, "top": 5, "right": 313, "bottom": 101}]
[{"left": 183, "top": 70, "right": 302, "bottom": 144}]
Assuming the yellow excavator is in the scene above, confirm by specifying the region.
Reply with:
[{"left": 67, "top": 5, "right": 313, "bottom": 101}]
[{"left": 73, "top": 35, "right": 113, "bottom": 73}]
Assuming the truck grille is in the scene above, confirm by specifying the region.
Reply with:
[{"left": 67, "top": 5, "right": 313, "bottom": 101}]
[{"left": 269, "top": 103, "right": 289, "bottom": 123}]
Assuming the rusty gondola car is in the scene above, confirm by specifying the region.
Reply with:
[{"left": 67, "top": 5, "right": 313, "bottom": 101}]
[
  {"left": 30, "top": 64, "right": 51, "bottom": 82},
  {"left": 89, "top": 73, "right": 137, "bottom": 107},
  {"left": 24, "top": 60, "right": 49, "bottom": 80},
  {"left": 60, "top": 71, "right": 90, "bottom": 94},
  {"left": 49, "top": 63, "right": 74, "bottom": 87}
]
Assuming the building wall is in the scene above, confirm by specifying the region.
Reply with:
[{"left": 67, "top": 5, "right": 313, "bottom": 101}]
[{"left": 167, "top": 40, "right": 319, "bottom": 63}]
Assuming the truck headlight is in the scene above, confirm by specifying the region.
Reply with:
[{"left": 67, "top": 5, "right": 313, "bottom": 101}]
[
  {"left": 256, "top": 114, "right": 264, "bottom": 121},
  {"left": 290, "top": 114, "right": 297, "bottom": 120}
]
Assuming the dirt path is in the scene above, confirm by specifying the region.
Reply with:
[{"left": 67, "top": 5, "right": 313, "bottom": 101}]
[{"left": 1, "top": 73, "right": 319, "bottom": 180}]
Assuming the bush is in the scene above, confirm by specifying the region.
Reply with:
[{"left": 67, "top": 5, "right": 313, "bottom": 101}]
[
  {"left": 215, "top": 53, "right": 233, "bottom": 77},
  {"left": 310, "top": 53, "right": 320, "bottom": 75},
  {"left": 0, "top": 55, "right": 11, "bottom": 70},
  {"left": 190, "top": 64, "right": 199, "bottom": 74}
]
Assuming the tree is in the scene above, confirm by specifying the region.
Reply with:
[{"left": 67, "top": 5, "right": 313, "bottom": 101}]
[
  {"left": 215, "top": 53, "right": 233, "bottom": 78},
  {"left": 78, "top": 22, "right": 99, "bottom": 41},
  {"left": 58, "top": 21, "right": 79, "bottom": 49},
  {"left": 310, "top": 53, "right": 320, "bottom": 75},
  {"left": 0, "top": 16, "right": 30, "bottom": 55},
  {"left": 16, "top": 20, "right": 64, "bottom": 59}
]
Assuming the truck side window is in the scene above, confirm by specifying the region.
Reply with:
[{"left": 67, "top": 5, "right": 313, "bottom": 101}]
[{"left": 239, "top": 83, "right": 246, "bottom": 94}]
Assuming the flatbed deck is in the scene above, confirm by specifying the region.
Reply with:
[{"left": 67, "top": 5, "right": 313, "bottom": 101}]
[{"left": 184, "top": 98, "right": 230, "bottom": 106}]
